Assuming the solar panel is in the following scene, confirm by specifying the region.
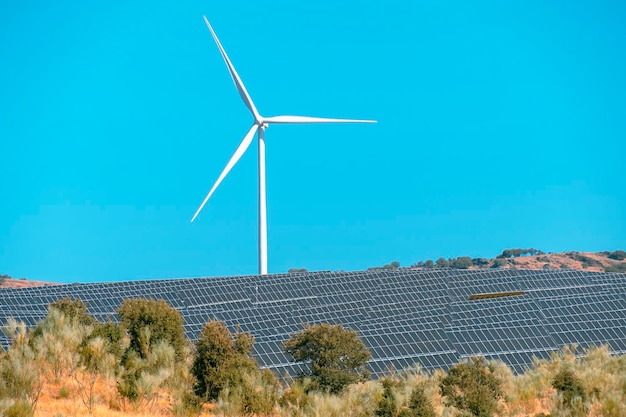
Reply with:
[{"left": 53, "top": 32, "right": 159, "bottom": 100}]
[{"left": 1, "top": 268, "right": 625, "bottom": 378}]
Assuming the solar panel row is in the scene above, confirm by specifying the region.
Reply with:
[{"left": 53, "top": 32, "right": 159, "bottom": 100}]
[{"left": 0, "top": 268, "right": 625, "bottom": 377}]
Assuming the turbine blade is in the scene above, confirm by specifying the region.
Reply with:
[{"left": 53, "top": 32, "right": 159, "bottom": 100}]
[
  {"left": 263, "top": 115, "right": 377, "bottom": 124},
  {"left": 191, "top": 124, "right": 259, "bottom": 222},
  {"left": 203, "top": 16, "right": 260, "bottom": 119}
]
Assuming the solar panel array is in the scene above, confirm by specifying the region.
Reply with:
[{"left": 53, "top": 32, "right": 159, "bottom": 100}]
[{"left": 1, "top": 268, "right": 625, "bottom": 377}]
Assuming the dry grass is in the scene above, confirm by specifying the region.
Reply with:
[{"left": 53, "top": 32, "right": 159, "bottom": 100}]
[{"left": 33, "top": 374, "right": 212, "bottom": 417}]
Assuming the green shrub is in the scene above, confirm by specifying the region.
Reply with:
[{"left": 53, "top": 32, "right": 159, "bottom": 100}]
[
  {"left": 402, "top": 383, "right": 435, "bottom": 417},
  {"left": 608, "top": 250, "right": 626, "bottom": 260},
  {"left": 58, "top": 385, "right": 70, "bottom": 399},
  {"left": 278, "top": 378, "right": 312, "bottom": 413},
  {"left": 172, "top": 391, "right": 204, "bottom": 417},
  {"left": 0, "top": 319, "right": 43, "bottom": 411},
  {"left": 49, "top": 297, "right": 96, "bottom": 326},
  {"left": 4, "top": 400, "right": 34, "bottom": 417},
  {"left": 551, "top": 367, "right": 586, "bottom": 409},
  {"left": 491, "top": 259, "right": 507, "bottom": 268},
  {"left": 88, "top": 320, "right": 126, "bottom": 359},
  {"left": 375, "top": 378, "right": 398, "bottom": 417},
  {"left": 192, "top": 320, "right": 258, "bottom": 401},
  {"left": 117, "top": 298, "right": 186, "bottom": 360},
  {"left": 449, "top": 257, "right": 472, "bottom": 269},
  {"left": 439, "top": 357, "right": 503, "bottom": 417},
  {"left": 605, "top": 263, "right": 626, "bottom": 273},
  {"left": 284, "top": 323, "right": 371, "bottom": 394}
]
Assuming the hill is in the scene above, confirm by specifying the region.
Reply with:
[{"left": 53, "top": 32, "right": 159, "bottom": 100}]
[
  {"left": 389, "top": 249, "right": 626, "bottom": 273},
  {"left": 3, "top": 249, "right": 626, "bottom": 288}
]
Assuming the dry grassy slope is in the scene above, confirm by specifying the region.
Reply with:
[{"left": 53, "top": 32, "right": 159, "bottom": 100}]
[
  {"left": 0, "top": 278, "right": 61, "bottom": 289},
  {"left": 478, "top": 251, "right": 625, "bottom": 272}
]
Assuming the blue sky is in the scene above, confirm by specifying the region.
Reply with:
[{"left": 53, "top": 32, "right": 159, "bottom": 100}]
[{"left": 1, "top": 1, "right": 624, "bottom": 283}]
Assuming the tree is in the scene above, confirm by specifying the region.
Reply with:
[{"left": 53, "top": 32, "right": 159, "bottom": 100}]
[
  {"left": 403, "top": 383, "right": 435, "bottom": 417},
  {"left": 88, "top": 321, "right": 126, "bottom": 359},
  {"left": 492, "top": 258, "right": 508, "bottom": 268},
  {"left": 284, "top": 323, "right": 371, "bottom": 393},
  {"left": 192, "top": 320, "right": 258, "bottom": 402},
  {"left": 0, "top": 319, "right": 44, "bottom": 416},
  {"left": 439, "top": 357, "right": 503, "bottom": 417},
  {"left": 383, "top": 261, "right": 401, "bottom": 270},
  {"left": 449, "top": 257, "right": 472, "bottom": 269},
  {"left": 471, "top": 258, "right": 489, "bottom": 267},
  {"left": 436, "top": 258, "right": 449, "bottom": 268},
  {"left": 608, "top": 250, "right": 626, "bottom": 261},
  {"left": 117, "top": 298, "right": 186, "bottom": 360},
  {"left": 49, "top": 297, "right": 96, "bottom": 326},
  {"left": 375, "top": 378, "right": 398, "bottom": 417},
  {"left": 552, "top": 367, "right": 587, "bottom": 408}
]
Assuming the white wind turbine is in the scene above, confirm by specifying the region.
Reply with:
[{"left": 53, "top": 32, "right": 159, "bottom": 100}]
[{"left": 191, "top": 16, "right": 376, "bottom": 275}]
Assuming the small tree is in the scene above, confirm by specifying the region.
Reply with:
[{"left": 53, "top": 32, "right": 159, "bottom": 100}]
[
  {"left": 608, "top": 250, "right": 626, "bottom": 261},
  {"left": 436, "top": 258, "right": 449, "bottom": 268},
  {"left": 31, "top": 307, "right": 89, "bottom": 381},
  {"left": 402, "top": 383, "right": 435, "bottom": 417},
  {"left": 49, "top": 297, "right": 96, "bottom": 326},
  {"left": 117, "top": 338, "right": 176, "bottom": 407},
  {"left": 552, "top": 367, "right": 587, "bottom": 412},
  {"left": 117, "top": 298, "right": 186, "bottom": 360},
  {"left": 375, "top": 378, "right": 398, "bottom": 417},
  {"left": 0, "top": 319, "right": 44, "bottom": 415},
  {"left": 449, "top": 257, "right": 472, "bottom": 269},
  {"left": 88, "top": 321, "right": 127, "bottom": 359},
  {"left": 192, "top": 320, "right": 258, "bottom": 402},
  {"left": 284, "top": 323, "right": 371, "bottom": 394},
  {"left": 439, "top": 357, "right": 503, "bottom": 417}
]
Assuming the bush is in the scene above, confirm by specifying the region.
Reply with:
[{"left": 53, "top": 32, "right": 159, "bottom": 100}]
[
  {"left": 375, "top": 378, "right": 398, "bottom": 417},
  {"left": 492, "top": 258, "right": 508, "bottom": 268},
  {"left": 436, "top": 258, "right": 450, "bottom": 268},
  {"left": 172, "top": 391, "right": 204, "bottom": 417},
  {"left": 117, "top": 339, "right": 176, "bottom": 405},
  {"left": 284, "top": 323, "right": 371, "bottom": 394},
  {"left": 87, "top": 321, "right": 126, "bottom": 359},
  {"left": 605, "top": 263, "right": 626, "bottom": 273},
  {"left": 383, "top": 261, "right": 401, "bottom": 270},
  {"left": 117, "top": 298, "right": 186, "bottom": 360},
  {"left": 49, "top": 297, "right": 96, "bottom": 326},
  {"left": 471, "top": 258, "right": 489, "bottom": 267},
  {"left": 403, "top": 383, "right": 435, "bottom": 417},
  {"left": 0, "top": 320, "right": 43, "bottom": 414},
  {"left": 607, "top": 250, "right": 626, "bottom": 260},
  {"left": 449, "top": 257, "right": 472, "bottom": 269},
  {"left": 31, "top": 308, "right": 89, "bottom": 380},
  {"left": 551, "top": 367, "right": 586, "bottom": 407},
  {"left": 497, "top": 248, "right": 539, "bottom": 258},
  {"left": 3, "top": 400, "right": 34, "bottom": 417},
  {"left": 439, "top": 357, "right": 503, "bottom": 417},
  {"left": 192, "top": 320, "right": 258, "bottom": 401}
]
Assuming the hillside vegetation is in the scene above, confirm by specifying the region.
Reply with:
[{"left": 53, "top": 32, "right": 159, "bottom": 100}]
[
  {"left": 376, "top": 249, "right": 626, "bottom": 273},
  {"left": 2, "top": 298, "right": 626, "bottom": 417},
  {"left": 3, "top": 250, "right": 625, "bottom": 288}
]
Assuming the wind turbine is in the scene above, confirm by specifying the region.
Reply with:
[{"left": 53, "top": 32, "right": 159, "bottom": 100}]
[{"left": 191, "top": 16, "right": 376, "bottom": 275}]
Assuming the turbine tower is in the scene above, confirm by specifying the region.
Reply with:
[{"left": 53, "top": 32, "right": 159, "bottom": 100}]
[{"left": 192, "top": 16, "right": 376, "bottom": 275}]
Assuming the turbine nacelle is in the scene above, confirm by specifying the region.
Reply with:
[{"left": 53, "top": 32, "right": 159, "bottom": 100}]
[{"left": 193, "top": 16, "right": 376, "bottom": 274}]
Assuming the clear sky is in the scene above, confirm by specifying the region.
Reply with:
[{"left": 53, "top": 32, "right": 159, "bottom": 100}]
[{"left": 1, "top": 1, "right": 625, "bottom": 283}]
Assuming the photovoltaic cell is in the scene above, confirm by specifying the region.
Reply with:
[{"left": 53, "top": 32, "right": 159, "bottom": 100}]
[{"left": 0, "top": 268, "right": 625, "bottom": 378}]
